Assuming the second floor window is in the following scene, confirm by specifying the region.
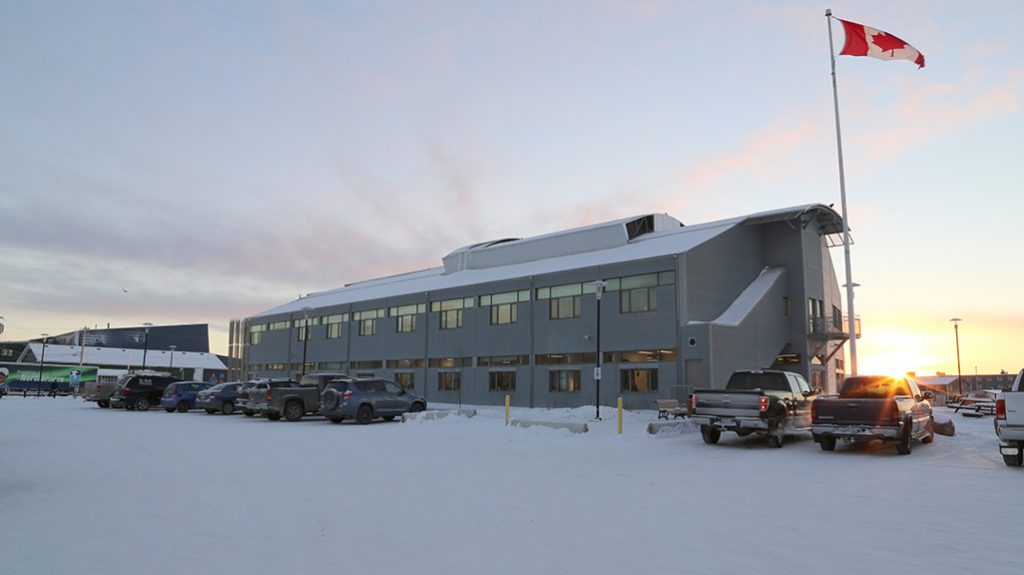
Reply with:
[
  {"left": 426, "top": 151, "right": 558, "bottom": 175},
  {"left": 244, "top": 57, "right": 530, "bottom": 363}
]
[{"left": 549, "top": 296, "right": 581, "bottom": 320}]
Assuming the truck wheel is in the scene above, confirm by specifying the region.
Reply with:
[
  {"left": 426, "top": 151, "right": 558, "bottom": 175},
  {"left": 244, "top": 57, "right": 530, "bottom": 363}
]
[
  {"left": 284, "top": 401, "right": 303, "bottom": 422},
  {"left": 896, "top": 424, "right": 913, "bottom": 455},
  {"left": 244, "top": 410, "right": 255, "bottom": 417},
  {"left": 922, "top": 416, "right": 935, "bottom": 444},
  {"left": 176, "top": 401, "right": 189, "bottom": 413},
  {"left": 356, "top": 404, "right": 374, "bottom": 425},
  {"left": 134, "top": 398, "right": 151, "bottom": 412},
  {"left": 1003, "top": 450, "right": 1023, "bottom": 467},
  {"left": 266, "top": 413, "right": 282, "bottom": 421},
  {"left": 222, "top": 401, "right": 235, "bottom": 415},
  {"left": 700, "top": 425, "right": 720, "bottom": 444},
  {"left": 819, "top": 436, "right": 836, "bottom": 451},
  {"left": 97, "top": 400, "right": 109, "bottom": 408},
  {"left": 767, "top": 418, "right": 786, "bottom": 448}
]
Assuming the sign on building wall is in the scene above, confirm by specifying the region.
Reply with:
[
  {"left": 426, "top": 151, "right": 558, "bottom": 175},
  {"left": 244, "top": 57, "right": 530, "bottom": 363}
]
[{"left": 0, "top": 362, "right": 98, "bottom": 392}]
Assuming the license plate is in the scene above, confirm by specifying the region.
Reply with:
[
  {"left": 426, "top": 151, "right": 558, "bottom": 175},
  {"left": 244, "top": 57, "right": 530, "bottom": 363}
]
[{"left": 719, "top": 418, "right": 737, "bottom": 427}]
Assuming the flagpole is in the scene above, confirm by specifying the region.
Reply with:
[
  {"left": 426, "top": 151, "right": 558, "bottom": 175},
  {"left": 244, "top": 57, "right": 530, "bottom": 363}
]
[{"left": 826, "top": 8, "right": 858, "bottom": 376}]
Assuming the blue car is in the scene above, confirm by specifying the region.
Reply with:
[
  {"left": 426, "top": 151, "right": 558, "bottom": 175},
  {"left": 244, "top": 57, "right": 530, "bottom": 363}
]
[
  {"left": 195, "top": 382, "right": 245, "bottom": 415},
  {"left": 319, "top": 377, "right": 426, "bottom": 424},
  {"left": 161, "top": 381, "right": 212, "bottom": 413}
]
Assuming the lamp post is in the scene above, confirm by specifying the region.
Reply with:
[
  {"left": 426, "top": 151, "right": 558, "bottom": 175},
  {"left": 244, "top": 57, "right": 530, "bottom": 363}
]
[
  {"left": 950, "top": 318, "right": 963, "bottom": 398},
  {"left": 141, "top": 322, "right": 153, "bottom": 370},
  {"left": 593, "top": 280, "right": 606, "bottom": 421},
  {"left": 169, "top": 345, "right": 176, "bottom": 376},
  {"left": 300, "top": 307, "right": 312, "bottom": 378},
  {"left": 37, "top": 333, "right": 49, "bottom": 397}
]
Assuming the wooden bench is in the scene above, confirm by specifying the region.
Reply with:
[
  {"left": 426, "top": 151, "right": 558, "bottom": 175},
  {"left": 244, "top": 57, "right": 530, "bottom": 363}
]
[{"left": 656, "top": 399, "right": 686, "bottom": 420}]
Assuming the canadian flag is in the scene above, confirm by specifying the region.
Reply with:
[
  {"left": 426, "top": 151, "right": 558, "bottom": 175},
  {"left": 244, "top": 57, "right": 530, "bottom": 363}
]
[{"left": 838, "top": 18, "right": 925, "bottom": 69}]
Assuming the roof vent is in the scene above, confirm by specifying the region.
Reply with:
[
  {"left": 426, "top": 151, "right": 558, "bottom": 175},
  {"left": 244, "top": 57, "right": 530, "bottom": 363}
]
[{"left": 625, "top": 215, "right": 656, "bottom": 240}]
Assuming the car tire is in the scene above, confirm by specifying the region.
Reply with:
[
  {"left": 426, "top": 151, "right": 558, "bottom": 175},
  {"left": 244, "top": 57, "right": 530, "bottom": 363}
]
[
  {"left": 896, "top": 420, "right": 913, "bottom": 455},
  {"left": 176, "top": 401, "right": 189, "bottom": 413},
  {"left": 410, "top": 402, "right": 425, "bottom": 413},
  {"left": 356, "top": 404, "right": 373, "bottom": 425},
  {"left": 767, "top": 417, "right": 786, "bottom": 448},
  {"left": 222, "top": 401, "right": 235, "bottom": 415},
  {"left": 922, "top": 416, "right": 935, "bottom": 444},
  {"left": 284, "top": 401, "right": 303, "bottom": 422},
  {"left": 134, "top": 398, "right": 151, "bottom": 412},
  {"left": 97, "top": 400, "right": 109, "bottom": 408},
  {"left": 266, "top": 413, "right": 282, "bottom": 421},
  {"left": 244, "top": 410, "right": 255, "bottom": 417},
  {"left": 1002, "top": 450, "right": 1024, "bottom": 467},
  {"left": 819, "top": 436, "right": 836, "bottom": 451},
  {"left": 329, "top": 417, "right": 344, "bottom": 424},
  {"left": 700, "top": 425, "right": 720, "bottom": 444},
  {"left": 321, "top": 389, "right": 340, "bottom": 411},
  {"left": 165, "top": 408, "right": 175, "bottom": 413}
]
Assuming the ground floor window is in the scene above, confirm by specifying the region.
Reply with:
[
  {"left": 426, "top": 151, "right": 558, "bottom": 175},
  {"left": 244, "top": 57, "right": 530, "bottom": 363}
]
[
  {"left": 394, "top": 372, "right": 414, "bottom": 389},
  {"left": 620, "top": 368, "right": 658, "bottom": 392},
  {"left": 549, "top": 370, "right": 581, "bottom": 392},
  {"left": 437, "top": 371, "right": 461, "bottom": 391},
  {"left": 489, "top": 371, "right": 516, "bottom": 392}
]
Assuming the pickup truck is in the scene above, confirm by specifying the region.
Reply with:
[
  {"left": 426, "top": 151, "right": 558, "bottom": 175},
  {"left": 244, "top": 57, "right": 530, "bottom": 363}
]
[
  {"left": 249, "top": 372, "right": 347, "bottom": 422},
  {"left": 82, "top": 380, "right": 119, "bottom": 408},
  {"left": 689, "top": 369, "right": 816, "bottom": 448},
  {"left": 811, "top": 375, "right": 933, "bottom": 455},
  {"left": 995, "top": 368, "right": 1024, "bottom": 467}
]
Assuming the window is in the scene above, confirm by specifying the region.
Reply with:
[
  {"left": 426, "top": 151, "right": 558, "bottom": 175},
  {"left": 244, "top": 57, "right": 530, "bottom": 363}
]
[
  {"left": 249, "top": 324, "right": 265, "bottom": 345},
  {"left": 387, "top": 359, "right": 425, "bottom": 369},
  {"left": 437, "top": 372, "right": 461, "bottom": 391},
  {"left": 394, "top": 372, "right": 414, "bottom": 389},
  {"left": 327, "top": 323, "right": 345, "bottom": 339},
  {"left": 478, "top": 355, "right": 529, "bottom": 367},
  {"left": 265, "top": 363, "right": 286, "bottom": 371},
  {"left": 396, "top": 315, "right": 416, "bottom": 333},
  {"left": 604, "top": 349, "right": 676, "bottom": 363},
  {"left": 549, "top": 370, "right": 581, "bottom": 392},
  {"left": 536, "top": 353, "right": 596, "bottom": 365},
  {"left": 351, "top": 360, "right": 382, "bottom": 370},
  {"left": 783, "top": 297, "right": 790, "bottom": 317},
  {"left": 440, "top": 309, "right": 463, "bottom": 329},
  {"left": 549, "top": 296, "right": 581, "bottom": 319},
  {"left": 489, "top": 371, "right": 516, "bottom": 392},
  {"left": 620, "top": 368, "right": 658, "bottom": 392},
  {"left": 358, "top": 319, "right": 376, "bottom": 336},
  {"left": 428, "top": 357, "right": 472, "bottom": 368},
  {"left": 323, "top": 313, "right": 349, "bottom": 339},
  {"left": 268, "top": 320, "right": 289, "bottom": 331},
  {"left": 620, "top": 287, "right": 656, "bottom": 313},
  {"left": 490, "top": 303, "right": 517, "bottom": 325}
]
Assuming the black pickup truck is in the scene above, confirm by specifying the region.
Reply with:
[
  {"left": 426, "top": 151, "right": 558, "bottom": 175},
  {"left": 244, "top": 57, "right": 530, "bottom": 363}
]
[
  {"left": 811, "top": 375, "right": 934, "bottom": 455},
  {"left": 689, "top": 369, "right": 817, "bottom": 448}
]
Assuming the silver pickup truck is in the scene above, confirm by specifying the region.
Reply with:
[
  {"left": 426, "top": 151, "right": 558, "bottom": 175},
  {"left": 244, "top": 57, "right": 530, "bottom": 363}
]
[
  {"left": 249, "top": 372, "right": 348, "bottom": 422},
  {"left": 996, "top": 368, "right": 1024, "bottom": 466},
  {"left": 690, "top": 369, "right": 817, "bottom": 448}
]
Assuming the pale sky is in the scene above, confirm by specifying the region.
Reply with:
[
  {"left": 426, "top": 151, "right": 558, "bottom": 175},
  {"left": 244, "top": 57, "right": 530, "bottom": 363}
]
[{"left": 2, "top": 1, "right": 1021, "bottom": 377}]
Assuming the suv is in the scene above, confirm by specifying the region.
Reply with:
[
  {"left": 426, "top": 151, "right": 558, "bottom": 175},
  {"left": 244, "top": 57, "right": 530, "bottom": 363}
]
[
  {"left": 196, "top": 382, "right": 245, "bottom": 415},
  {"left": 320, "top": 378, "right": 426, "bottom": 424},
  {"left": 160, "top": 381, "right": 212, "bottom": 413},
  {"left": 109, "top": 372, "right": 181, "bottom": 411}
]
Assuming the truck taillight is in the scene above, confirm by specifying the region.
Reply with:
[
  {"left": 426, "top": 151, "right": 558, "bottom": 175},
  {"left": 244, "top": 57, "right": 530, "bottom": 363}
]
[
  {"left": 343, "top": 390, "right": 353, "bottom": 401},
  {"left": 266, "top": 390, "right": 273, "bottom": 400},
  {"left": 759, "top": 396, "right": 769, "bottom": 412},
  {"left": 996, "top": 398, "right": 1006, "bottom": 420},
  {"left": 689, "top": 394, "right": 696, "bottom": 415},
  {"left": 811, "top": 400, "right": 817, "bottom": 422}
]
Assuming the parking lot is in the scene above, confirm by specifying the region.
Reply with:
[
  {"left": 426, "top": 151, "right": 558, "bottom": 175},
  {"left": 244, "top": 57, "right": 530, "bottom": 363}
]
[{"left": 0, "top": 396, "right": 1017, "bottom": 575}]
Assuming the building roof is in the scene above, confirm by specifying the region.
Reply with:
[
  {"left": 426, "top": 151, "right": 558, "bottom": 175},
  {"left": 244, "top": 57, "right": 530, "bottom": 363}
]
[
  {"left": 253, "top": 203, "right": 842, "bottom": 319},
  {"left": 20, "top": 343, "right": 227, "bottom": 370}
]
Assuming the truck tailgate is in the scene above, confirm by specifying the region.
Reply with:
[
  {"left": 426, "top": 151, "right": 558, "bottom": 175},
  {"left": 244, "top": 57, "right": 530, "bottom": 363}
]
[
  {"left": 692, "top": 390, "right": 764, "bottom": 417},
  {"left": 814, "top": 398, "right": 899, "bottom": 426}
]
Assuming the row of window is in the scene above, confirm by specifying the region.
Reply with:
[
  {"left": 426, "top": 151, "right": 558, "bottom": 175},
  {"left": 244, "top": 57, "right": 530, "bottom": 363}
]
[
  {"left": 425, "top": 369, "right": 658, "bottom": 393},
  {"left": 249, "top": 271, "right": 677, "bottom": 340},
  {"left": 247, "top": 349, "right": 674, "bottom": 374}
]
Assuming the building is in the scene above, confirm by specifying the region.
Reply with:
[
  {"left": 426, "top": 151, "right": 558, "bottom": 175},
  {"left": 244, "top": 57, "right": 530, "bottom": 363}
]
[{"left": 235, "top": 204, "right": 853, "bottom": 409}]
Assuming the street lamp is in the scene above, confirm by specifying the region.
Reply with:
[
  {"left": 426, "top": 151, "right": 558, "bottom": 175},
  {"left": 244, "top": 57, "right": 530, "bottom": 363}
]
[
  {"left": 300, "top": 307, "right": 312, "bottom": 378},
  {"left": 37, "top": 333, "right": 49, "bottom": 397},
  {"left": 141, "top": 322, "right": 153, "bottom": 370},
  {"left": 168, "top": 345, "right": 177, "bottom": 375},
  {"left": 593, "top": 280, "right": 606, "bottom": 421},
  {"left": 950, "top": 318, "right": 963, "bottom": 398}
]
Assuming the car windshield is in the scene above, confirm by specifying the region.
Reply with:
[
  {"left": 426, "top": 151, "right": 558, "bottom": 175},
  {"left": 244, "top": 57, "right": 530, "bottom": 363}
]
[
  {"left": 839, "top": 376, "right": 913, "bottom": 398},
  {"left": 726, "top": 372, "right": 789, "bottom": 391}
]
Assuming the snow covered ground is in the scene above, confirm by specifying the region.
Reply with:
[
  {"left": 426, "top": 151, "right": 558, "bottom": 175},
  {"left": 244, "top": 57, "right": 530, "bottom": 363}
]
[{"left": 1, "top": 396, "right": 1018, "bottom": 575}]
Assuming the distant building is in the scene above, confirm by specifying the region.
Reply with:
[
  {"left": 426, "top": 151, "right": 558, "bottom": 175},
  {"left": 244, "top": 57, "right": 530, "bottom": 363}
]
[{"left": 233, "top": 204, "right": 853, "bottom": 409}]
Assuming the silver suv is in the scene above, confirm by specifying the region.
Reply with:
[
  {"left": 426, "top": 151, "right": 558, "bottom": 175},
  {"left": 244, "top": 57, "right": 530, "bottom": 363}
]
[{"left": 320, "top": 378, "right": 426, "bottom": 424}]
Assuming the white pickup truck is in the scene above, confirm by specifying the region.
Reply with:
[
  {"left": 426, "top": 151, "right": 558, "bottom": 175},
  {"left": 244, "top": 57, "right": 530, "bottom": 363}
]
[{"left": 995, "top": 368, "right": 1024, "bottom": 466}]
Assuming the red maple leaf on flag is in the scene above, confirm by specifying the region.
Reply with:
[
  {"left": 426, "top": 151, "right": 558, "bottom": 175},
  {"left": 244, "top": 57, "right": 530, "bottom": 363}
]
[{"left": 871, "top": 32, "right": 908, "bottom": 55}]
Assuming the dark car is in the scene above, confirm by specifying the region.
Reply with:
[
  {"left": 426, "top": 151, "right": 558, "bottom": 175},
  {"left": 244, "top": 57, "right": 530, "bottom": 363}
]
[
  {"left": 160, "top": 381, "right": 212, "bottom": 413},
  {"left": 320, "top": 378, "right": 426, "bottom": 424},
  {"left": 196, "top": 382, "right": 244, "bottom": 415},
  {"left": 238, "top": 378, "right": 297, "bottom": 417},
  {"left": 109, "top": 372, "right": 181, "bottom": 412}
]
